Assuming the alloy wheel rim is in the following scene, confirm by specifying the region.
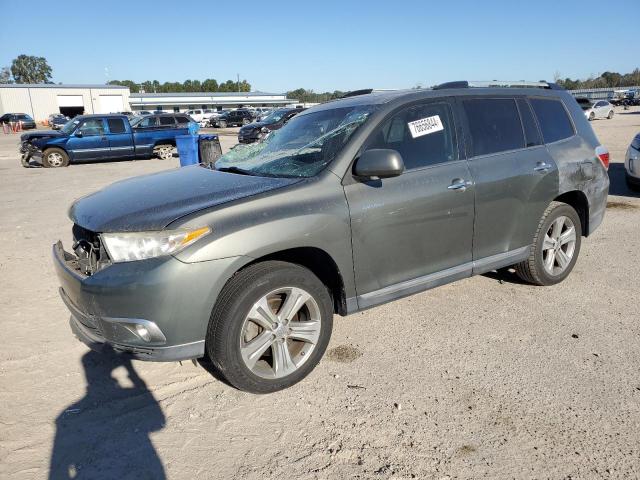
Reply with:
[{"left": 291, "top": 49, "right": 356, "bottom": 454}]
[
  {"left": 542, "top": 215, "right": 576, "bottom": 276},
  {"left": 239, "top": 287, "right": 321, "bottom": 379},
  {"left": 48, "top": 152, "right": 63, "bottom": 167}
]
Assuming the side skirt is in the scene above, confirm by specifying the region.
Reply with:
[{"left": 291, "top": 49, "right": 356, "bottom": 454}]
[{"left": 351, "top": 246, "right": 530, "bottom": 312}]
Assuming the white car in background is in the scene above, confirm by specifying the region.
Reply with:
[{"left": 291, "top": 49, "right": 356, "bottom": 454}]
[
  {"left": 625, "top": 132, "right": 640, "bottom": 191},
  {"left": 583, "top": 99, "right": 615, "bottom": 121}
]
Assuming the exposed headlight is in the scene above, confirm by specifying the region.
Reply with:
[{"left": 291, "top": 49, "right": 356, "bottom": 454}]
[{"left": 101, "top": 227, "right": 211, "bottom": 263}]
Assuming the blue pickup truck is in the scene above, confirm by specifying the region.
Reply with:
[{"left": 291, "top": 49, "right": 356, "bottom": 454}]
[{"left": 20, "top": 113, "right": 193, "bottom": 167}]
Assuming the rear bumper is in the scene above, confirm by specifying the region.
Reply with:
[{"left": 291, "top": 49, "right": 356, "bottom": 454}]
[{"left": 53, "top": 241, "right": 246, "bottom": 362}]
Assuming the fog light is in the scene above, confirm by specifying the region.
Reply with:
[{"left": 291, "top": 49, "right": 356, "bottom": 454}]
[{"left": 135, "top": 324, "right": 151, "bottom": 342}]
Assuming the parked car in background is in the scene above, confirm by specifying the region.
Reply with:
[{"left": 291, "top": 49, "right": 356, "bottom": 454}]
[
  {"left": 238, "top": 107, "right": 304, "bottom": 144},
  {"left": 0, "top": 113, "right": 37, "bottom": 130},
  {"left": 583, "top": 100, "right": 614, "bottom": 121},
  {"left": 210, "top": 109, "right": 255, "bottom": 127},
  {"left": 186, "top": 109, "right": 207, "bottom": 122},
  {"left": 625, "top": 132, "right": 640, "bottom": 191},
  {"left": 48, "top": 113, "right": 69, "bottom": 130},
  {"left": 52, "top": 81, "right": 609, "bottom": 393},
  {"left": 138, "top": 111, "right": 152, "bottom": 116},
  {"left": 20, "top": 113, "right": 191, "bottom": 167}
]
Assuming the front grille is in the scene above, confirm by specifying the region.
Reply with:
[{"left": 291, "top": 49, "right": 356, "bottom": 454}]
[{"left": 72, "top": 224, "right": 110, "bottom": 275}]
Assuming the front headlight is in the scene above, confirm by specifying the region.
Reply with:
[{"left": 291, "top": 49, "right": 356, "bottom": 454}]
[{"left": 101, "top": 227, "right": 211, "bottom": 263}]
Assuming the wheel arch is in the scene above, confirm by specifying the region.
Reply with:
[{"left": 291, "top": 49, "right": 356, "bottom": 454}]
[
  {"left": 240, "top": 247, "right": 347, "bottom": 316},
  {"left": 554, "top": 190, "right": 589, "bottom": 236}
]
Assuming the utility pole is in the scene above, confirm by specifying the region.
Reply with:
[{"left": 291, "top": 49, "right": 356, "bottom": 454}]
[{"left": 237, "top": 73, "right": 240, "bottom": 92}]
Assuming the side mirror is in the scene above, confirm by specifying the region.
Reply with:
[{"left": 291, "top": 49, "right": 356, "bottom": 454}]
[
  {"left": 353, "top": 149, "right": 404, "bottom": 179},
  {"left": 74, "top": 130, "right": 83, "bottom": 137}
]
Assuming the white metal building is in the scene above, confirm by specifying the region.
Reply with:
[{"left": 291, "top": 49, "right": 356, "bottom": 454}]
[
  {"left": 0, "top": 84, "right": 130, "bottom": 122},
  {"left": 129, "top": 91, "right": 296, "bottom": 112}
]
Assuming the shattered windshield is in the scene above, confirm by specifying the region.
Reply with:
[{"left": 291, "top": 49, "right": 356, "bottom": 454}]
[{"left": 215, "top": 105, "right": 377, "bottom": 178}]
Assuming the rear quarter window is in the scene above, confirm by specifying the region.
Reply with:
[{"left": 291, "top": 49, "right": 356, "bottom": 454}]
[
  {"left": 462, "top": 98, "right": 525, "bottom": 156},
  {"left": 530, "top": 98, "right": 575, "bottom": 144}
]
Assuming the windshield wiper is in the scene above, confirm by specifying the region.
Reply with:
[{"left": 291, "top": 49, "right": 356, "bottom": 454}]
[{"left": 217, "top": 166, "right": 257, "bottom": 176}]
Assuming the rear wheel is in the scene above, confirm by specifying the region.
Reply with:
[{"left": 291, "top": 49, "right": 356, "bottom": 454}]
[
  {"left": 42, "top": 148, "right": 69, "bottom": 168},
  {"left": 153, "top": 144, "right": 174, "bottom": 160},
  {"left": 515, "top": 202, "right": 582, "bottom": 286},
  {"left": 242, "top": 118, "right": 250, "bottom": 125},
  {"left": 626, "top": 173, "right": 640, "bottom": 191},
  {"left": 206, "top": 261, "right": 333, "bottom": 393},
  {"left": 589, "top": 112, "right": 595, "bottom": 121},
  {"left": 218, "top": 120, "right": 227, "bottom": 128}
]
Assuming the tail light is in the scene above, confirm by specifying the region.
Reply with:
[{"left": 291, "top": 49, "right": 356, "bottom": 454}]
[{"left": 595, "top": 145, "right": 609, "bottom": 170}]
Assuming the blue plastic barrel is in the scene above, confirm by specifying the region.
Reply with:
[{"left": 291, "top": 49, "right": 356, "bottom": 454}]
[{"left": 176, "top": 135, "right": 199, "bottom": 166}]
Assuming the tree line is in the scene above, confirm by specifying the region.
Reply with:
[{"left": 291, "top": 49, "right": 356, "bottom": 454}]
[
  {"left": 107, "top": 79, "right": 251, "bottom": 93},
  {"left": 555, "top": 68, "right": 640, "bottom": 90},
  {"left": 285, "top": 88, "right": 346, "bottom": 104}
]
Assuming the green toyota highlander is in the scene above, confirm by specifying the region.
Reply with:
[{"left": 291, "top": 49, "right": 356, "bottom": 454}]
[{"left": 54, "top": 81, "right": 609, "bottom": 393}]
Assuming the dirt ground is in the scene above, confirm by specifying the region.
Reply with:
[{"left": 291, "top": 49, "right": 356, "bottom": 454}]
[{"left": 1, "top": 109, "right": 639, "bottom": 479}]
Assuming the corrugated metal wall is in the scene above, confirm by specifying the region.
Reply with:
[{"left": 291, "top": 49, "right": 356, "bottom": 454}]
[{"left": 0, "top": 87, "right": 131, "bottom": 121}]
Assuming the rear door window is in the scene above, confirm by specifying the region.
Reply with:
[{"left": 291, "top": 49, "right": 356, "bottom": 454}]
[
  {"left": 530, "top": 98, "right": 575, "bottom": 144},
  {"left": 175, "top": 116, "right": 190, "bottom": 124},
  {"left": 516, "top": 99, "right": 542, "bottom": 147},
  {"left": 365, "top": 101, "right": 458, "bottom": 170},
  {"left": 159, "top": 116, "right": 175, "bottom": 126},
  {"left": 107, "top": 118, "right": 126, "bottom": 134},
  {"left": 463, "top": 98, "right": 525, "bottom": 156}
]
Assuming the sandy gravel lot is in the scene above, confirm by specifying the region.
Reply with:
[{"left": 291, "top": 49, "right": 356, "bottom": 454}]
[{"left": 1, "top": 109, "right": 639, "bottom": 479}]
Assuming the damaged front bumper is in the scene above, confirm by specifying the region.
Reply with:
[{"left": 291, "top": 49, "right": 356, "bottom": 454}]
[
  {"left": 20, "top": 142, "right": 42, "bottom": 166},
  {"left": 53, "top": 240, "right": 246, "bottom": 362}
]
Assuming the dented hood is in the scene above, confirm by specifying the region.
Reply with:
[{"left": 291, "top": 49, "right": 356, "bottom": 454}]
[{"left": 69, "top": 165, "right": 300, "bottom": 232}]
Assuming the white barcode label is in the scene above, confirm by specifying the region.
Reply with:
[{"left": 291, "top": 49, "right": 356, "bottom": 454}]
[{"left": 407, "top": 115, "right": 443, "bottom": 138}]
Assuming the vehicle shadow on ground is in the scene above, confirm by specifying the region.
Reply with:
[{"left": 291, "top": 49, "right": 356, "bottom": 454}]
[
  {"left": 482, "top": 267, "right": 530, "bottom": 285},
  {"left": 49, "top": 347, "right": 166, "bottom": 479},
  {"left": 608, "top": 163, "right": 640, "bottom": 198}
]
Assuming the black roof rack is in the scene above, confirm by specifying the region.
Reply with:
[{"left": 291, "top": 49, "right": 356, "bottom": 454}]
[
  {"left": 341, "top": 89, "right": 375, "bottom": 98},
  {"left": 433, "top": 80, "right": 564, "bottom": 90}
]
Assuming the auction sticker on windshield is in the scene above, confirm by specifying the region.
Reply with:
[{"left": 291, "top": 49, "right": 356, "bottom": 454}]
[{"left": 407, "top": 115, "right": 443, "bottom": 138}]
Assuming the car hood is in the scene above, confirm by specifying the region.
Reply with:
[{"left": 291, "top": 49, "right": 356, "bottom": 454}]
[
  {"left": 69, "top": 165, "right": 302, "bottom": 232},
  {"left": 21, "top": 130, "right": 65, "bottom": 142}
]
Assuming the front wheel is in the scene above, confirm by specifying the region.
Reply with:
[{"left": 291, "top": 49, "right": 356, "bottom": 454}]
[
  {"left": 607, "top": 110, "right": 614, "bottom": 119},
  {"left": 42, "top": 148, "right": 69, "bottom": 168},
  {"left": 589, "top": 112, "right": 595, "bottom": 121},
  {"left": 206, "top": 261, "right": 333, "bottom": 393},
  {"left": 515, "top": 201, "right": 582, "bottom": 286},
  {"left": 218, "top": 120, "right": 227, "bottom": 128}
]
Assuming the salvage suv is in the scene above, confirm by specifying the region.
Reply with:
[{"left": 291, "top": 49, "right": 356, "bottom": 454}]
[{"left": 54, "top": 81, "right": 609, "bottom": 393}]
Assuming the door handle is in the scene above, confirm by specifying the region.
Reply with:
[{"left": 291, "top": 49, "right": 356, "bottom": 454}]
[
  {"left": 534, "top": 162, "right": 551, "bottom": 172},
  {"left": 448, "top": 179, "right": 469, "bottom": 191}
]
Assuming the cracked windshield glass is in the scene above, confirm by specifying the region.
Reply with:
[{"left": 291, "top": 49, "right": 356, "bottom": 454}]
[{"left": 215, "top": 105, "right": 378, "bottom": 177}]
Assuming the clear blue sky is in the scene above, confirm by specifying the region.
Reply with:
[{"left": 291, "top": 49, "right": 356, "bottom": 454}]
[{"left": 1, "top": 0, "right": 637, "bottom": 92}]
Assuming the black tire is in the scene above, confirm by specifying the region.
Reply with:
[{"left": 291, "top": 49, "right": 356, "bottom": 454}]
[
  {"left": 42, "top": 148, "right": 69, "bottom": 168},
  {"left": 514, "top": 201, "right": 582, "bottom": 286},
  {"left": 242, "top": 118, "right": 250, "bottom": 125},
  {"left": 607, "top": 110, "right": 614, "bottom": 119},
  {"left": 153, "top": 144, "right": 174, "bottom": 160},
  {"left": 206, "top": 261, "right": 333, "bottom": 394},
  {"left": 218, "top": 120, "right": 227, "bottom": 128},
  {"left": 588, "top": 112, "right": 595, "bottom": 121}
]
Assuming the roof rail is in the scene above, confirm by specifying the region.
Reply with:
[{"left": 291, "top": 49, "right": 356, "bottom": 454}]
[
  {"left": 341, "top": 89, "right": 375, "bottom": 98},
  {"left": 433, "top": 80, "right": 564, "bottom": 90}
]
